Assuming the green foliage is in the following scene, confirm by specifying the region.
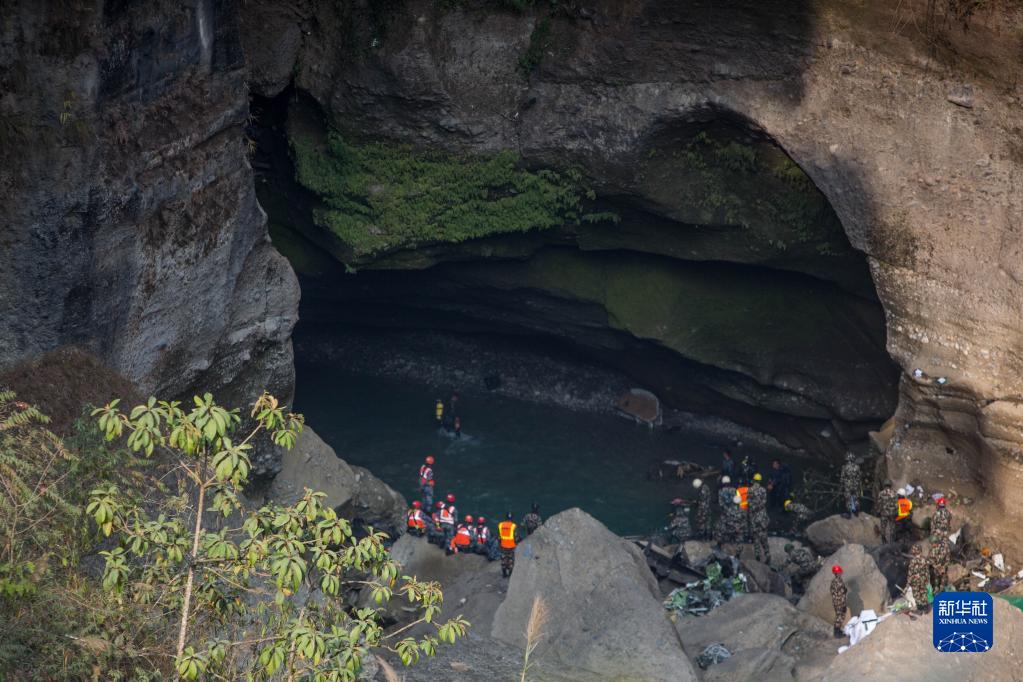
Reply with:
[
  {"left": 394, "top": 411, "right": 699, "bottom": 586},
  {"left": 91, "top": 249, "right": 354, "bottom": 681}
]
[
  {"left": 291, "top": 126, "right": 611, "bottom": 259},
  {"left": 88, "top": 392, "right": 468, "bottom": 680},
  {"left": 518, "top": 18, "right": 551, "bottom": 77}
]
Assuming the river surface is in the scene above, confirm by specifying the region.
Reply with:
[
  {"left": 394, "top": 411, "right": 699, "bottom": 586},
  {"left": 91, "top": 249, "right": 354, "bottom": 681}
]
[{"left": 294, "top": 358, "right": 802, "bottom": 536}]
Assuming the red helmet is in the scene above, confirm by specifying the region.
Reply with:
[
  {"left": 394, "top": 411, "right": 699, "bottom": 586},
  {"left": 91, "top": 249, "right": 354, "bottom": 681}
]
[
  {"left": 435, "top": 501, "right": 445, "bottom": 509},
  {"left": 425, "top": 456, "right": 435, "bottom": 465},
  {"left": 477, "top": 516, "right": 486, "bottom": 524},
  {"left": 464, "top": 515, "right": 474, "bottom": 523},
  {"left": 446, "top": 493, "right": 455, "bottom": 503},
  {"left": 412, "top": 501, "right": 422, "bottom": 509},
  {"left": 937, "top": 497, "right": 946, "bottom": 506},
  {"left": 428, "top": 480, "right": 435, "bottom": 486},
  {"left": 832, "top": 565, "right": 843, "bottom": 574}
]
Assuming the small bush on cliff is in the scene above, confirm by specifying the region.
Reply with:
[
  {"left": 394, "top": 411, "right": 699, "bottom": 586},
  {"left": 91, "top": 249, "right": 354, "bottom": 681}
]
[
  {"left": 291, "top": 127, "right": 614, "bottom": 260},
  {"left": 88, "top": 392, "right": 468, "bottom": 680}
]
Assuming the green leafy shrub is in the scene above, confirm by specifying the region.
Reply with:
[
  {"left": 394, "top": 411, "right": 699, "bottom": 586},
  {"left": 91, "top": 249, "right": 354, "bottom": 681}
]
[{"left": 291, "top": 127, "right": 612, "bottom": 259}]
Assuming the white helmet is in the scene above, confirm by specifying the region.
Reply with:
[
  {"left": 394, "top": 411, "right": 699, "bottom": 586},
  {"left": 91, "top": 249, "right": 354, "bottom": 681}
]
[
  {"left": 721, "top": 475, "right": 731, "bottom": 484},
  {"left": 898, "top": 487, "right": 907, "bottom": 496},
  {"left": 733, "top": 494, "right": 742, "bottom": 505},
  {"left": 693, "top": 478, "right": 703, "bottom": 489}
]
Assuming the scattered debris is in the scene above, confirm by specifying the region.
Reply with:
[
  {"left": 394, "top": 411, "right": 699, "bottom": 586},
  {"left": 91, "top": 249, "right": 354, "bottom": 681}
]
[
  {"left": 695, "top": 643, "right": 732, "bottom": 670},
  {"left": 663, "top": 560, "right": 748, "bottom": 617}
]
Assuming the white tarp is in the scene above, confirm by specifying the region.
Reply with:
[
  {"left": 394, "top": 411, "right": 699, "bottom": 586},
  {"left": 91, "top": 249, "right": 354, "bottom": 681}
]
[{"left": 837, "top": 609, "right": 888, "bottom": 653}]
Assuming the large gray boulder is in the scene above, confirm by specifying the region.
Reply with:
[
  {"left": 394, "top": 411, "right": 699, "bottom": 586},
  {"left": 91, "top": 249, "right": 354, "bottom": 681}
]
[
  {"left": 798, "top": 544, "right": 888, "bottom": 625},
  {"left": 806, "top": 513, "right": 882, "bottom": 555},
  {"left": 819, "top": 597, "right": 1023, "bottom": 682},
  {"left": 268, "top": 427, "right": 406, "bottom": 530},
  {"left": 492, "top": 508, "right": 697, "bottom": 682}
]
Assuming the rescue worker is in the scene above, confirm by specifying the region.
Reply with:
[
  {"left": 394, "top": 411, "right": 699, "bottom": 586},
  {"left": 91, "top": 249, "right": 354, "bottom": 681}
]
[
  {"left": 735, "top": 482, "right": 750, "bottom": 543},
  {"left": 931, "top": 496, "right": 952, "bottom": 538},
  {"left": 445, "top": 493, "right": 458, "bottom": 522},
  {"left": 738, "top": 455, "right": 755, "bottom": 485},
  {"left": 694, "top": 478, "right": 713, "bottom": 540},
  {"left": 475, "top": 516, "right": 496, "bottom": 559},
  {"left": 439, "top": 497, "right": 456, "bottom": 549},
  {"left": 830, "top": 565, "right": 848, "bottom": 638},
  {"left": 427, "top": 501, "right": 446, "bottom": 546},
  {"left": 406, "top": 500, "right": 426, "bottom": 537},
  {"left": 784, "top": 499, "right": 812, "bottom": 537},
  {"left": 839, "top": 452, "right": 861, "bottom": 517},
  {"left": 749, "top": 474, "right": 770, "bottom": 564},
  {"left": 419, "top": 456, "right": 435, "bottom": 508},
  {"left": 767, "top": 459, "right": 792, "bottom": 508},
  {"left": 434, "top": 399, "right": 444, "bottom": 424},
  {"left": 453, "top": 416, "right": 462, "bottom": 439},
  {"left": 449, "top": 515, "right": 474, "bottom": 554},
  {"left": 929, "top": 534, "right": 951, "bottom": 593},
  {"left": 720, "top": 451, "right": 735, "bottom": 479},
  {"left": 895, "top": 488, "right": 913, "bottom": 539},
  {"left": 875, "top": 479, "right": 898, "bottom": 544},
  {"left": 522, "top": 502, "right": 542, "bottom": 535},
  {"left": 669, "top": 502, "right": 693, "bottom": 543},
  {"left": 498, "top": 512, "right": 519, "bottom": 578},
  {"left": 716, "top": 476, "right": 737, "bottom": 544},
  {"left": 725, "top": 490, "right": 746, "bottom": 546},
  {"left": 907, "top": 543, "right": 931, "bottom": 613},
  {"left": 784, "top": 543, "right": 819, "bottom": 593}
]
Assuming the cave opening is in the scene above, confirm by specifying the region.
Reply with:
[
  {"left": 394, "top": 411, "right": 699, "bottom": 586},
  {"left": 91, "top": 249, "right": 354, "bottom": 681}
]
[{"left": 250, "top": 89, "right": 901, "bottom": 534}]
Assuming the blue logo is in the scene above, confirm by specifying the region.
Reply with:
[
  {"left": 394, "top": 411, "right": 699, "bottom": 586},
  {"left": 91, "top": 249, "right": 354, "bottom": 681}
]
[{"left": 933, "top": 592, "right": 993, "bottom": 652}]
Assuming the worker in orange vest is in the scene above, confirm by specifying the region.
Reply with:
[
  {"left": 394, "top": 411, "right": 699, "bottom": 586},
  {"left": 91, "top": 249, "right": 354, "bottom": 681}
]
[
  {"left": 406, "top": 500, "right": 426, "bottom": 537},
  {"left": 497, "top": 512, "right": 519, "bottom": 578},
  {"left": 419, "top": 456, "right": 435, "bottom": 507},
  {"left": 475, "top": 516, "right": 497, "bottom": 559},
  {"left": 427, "top": 501, "right": 445, "bottom": 546},
  {"left": 895, "top": 488, "right": 913, "bottom": 539},
  {"left": 449, "top": 515, "right": 475, "bottom": 553}
]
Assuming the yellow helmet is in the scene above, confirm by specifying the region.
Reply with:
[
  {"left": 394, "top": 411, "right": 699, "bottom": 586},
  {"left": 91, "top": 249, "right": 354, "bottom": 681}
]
[
  {"left": 784, "top": 499, "right": 792, "bottom": 509},
  {"left": 753, "top": 473, "right": 762, "bottom": 482}
]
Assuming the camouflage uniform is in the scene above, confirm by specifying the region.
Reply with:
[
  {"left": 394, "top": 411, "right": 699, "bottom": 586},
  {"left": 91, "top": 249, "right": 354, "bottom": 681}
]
[
  {"left": 931, "top": 506, "right": 952, "bottom": 538},
  {"left": 830, "top": 574, "right": 848, "bottom": 634},
  {"left": 669, "top": 506, "right": 693, "bottom": 543},
  {"left": 929, "top": 536, "right": 951, "bottom": 592},
  {"left": 785, "top": 546, "right": 819, "bottom": 592},
  {"left": 522, "top": 512, "right": 542, "bottom": 535},
  {"left": 749, "top": 482, "right": 770, "bottom": 563},
  {"left": 716, "top": 485, "right": 737, "bottom": 543},
  {"left": 839, "top": 453, "right": 861, "bottom": 515},
  {"left": 907, "top": 544, "right": 931, "bottom": 612},
  {"left": 786, "top": 502, "right": 812, "bottom": 537},
  {"left": 695, "top": 484, "right": 713, "bottom": 540},
  {"left": 875, "top": 484, "right": 898, "bottom": 544}
]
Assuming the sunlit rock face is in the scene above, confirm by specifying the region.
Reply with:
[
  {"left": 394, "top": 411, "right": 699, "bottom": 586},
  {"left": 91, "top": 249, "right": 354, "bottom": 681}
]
[
  {"left": 1, "top": 0, "right": 299, "bottom": 478},
  {"left": 240, "top": 0, "right": 1023, "bottom": 528}
]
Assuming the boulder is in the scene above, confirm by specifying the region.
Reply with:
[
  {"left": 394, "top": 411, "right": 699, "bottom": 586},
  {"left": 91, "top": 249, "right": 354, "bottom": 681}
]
[
  {"left": 740, "top": 559, "right": 788, "bottom": 597},
  {"left": 806, "top": 513, "right": 882, "bottom": 555},
  {"left": 702, "top": 648, "right": 796, "bottom": 682},
  {"left": 819, "top": 597, "right": 1023, "bottom": 682},
  {"left": 681, "top": 540, "right": 715, "bottom": 567},
  {"left": 798, "top": 544, "right": 889, "bottom": 625},
  {"left": 492, "top": 508, "right": 697, "bottom": 682},
  {"left": 268, "top": 427, "right": 406, "bottom": 530}
]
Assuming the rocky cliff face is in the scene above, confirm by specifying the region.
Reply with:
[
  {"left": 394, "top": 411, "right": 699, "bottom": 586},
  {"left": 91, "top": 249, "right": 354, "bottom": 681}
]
[
  {"left": 1, "top": 0, "right": 299, "bottom": 474},
  {"left": 240, "top": 0, "right": 1023, "bottom": 530}
]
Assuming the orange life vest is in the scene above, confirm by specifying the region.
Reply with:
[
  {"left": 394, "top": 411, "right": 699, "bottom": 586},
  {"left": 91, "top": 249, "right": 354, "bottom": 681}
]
[
  {"left": 737, "top": 486, "right": 749, "bottom": 510},
  {"left": 498, "top": 520, "right": 517, "bottom": 549},
  {"left": 897, "top": 497, "right": 913, "bottom": 520},
  {"left": 439, "top": 507, "right": 454, "bottom": 526},
  {"left": 451, "top": 524, "right": 472, "bottom": 549},
  {"left": 477, "top": 525, "right": 491, "bottom": 543},
  {"left": 418, "top": 465, "right": 433, "bottom": 486},
  {"left": 407, "top": 509, "right": 425, "bottom": 530}
]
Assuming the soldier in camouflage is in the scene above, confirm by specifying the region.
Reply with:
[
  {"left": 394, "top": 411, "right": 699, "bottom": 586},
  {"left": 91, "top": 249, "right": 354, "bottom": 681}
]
[
  {"left": 907, "top": 543, "right": 932, "bottom": 613},
  {"left": 749, "top": 474, "right": 770, "bottom": 564},
  {"left": 522, "top": 502, "right": 542, "bottom": 535},
  {"left": 784, "top": 499, "right": 812, "bottom": 537},
  {"left": 839, "top": 452, "right": 861, "bottom": 517},
  {"left": 669, "top": 503, "right": 693, "bottom": 543},
  {"left": 716, "top": 476, "right": 737, "bottom": 544},
  {"left": 875, "top": 479, "right": 898, "bottom": 544},
  {"left": 784, "top": 543, "right": 819, "bottom": 593},
  {"left": 931, "top": 496, "right": 952, "bottom": 538},
  {"left": 830, "top": 565, "right": 848, "bottom": 637},
  {"left": 693, "top": 478, "right": 713, "bottom": 540},
  {"left": 929, "top": 535, "right": 951, "bottom": 592}
]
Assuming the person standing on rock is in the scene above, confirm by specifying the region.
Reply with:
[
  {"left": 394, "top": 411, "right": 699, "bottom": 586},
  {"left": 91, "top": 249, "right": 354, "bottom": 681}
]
[
  {"left": 929, "top": 535, "right": 951, "bottom": 593},
  {"left": 768, "top": 459, "right": 792, "bottom": 508},
  {"left": 784, "top": 544, "right": 819, "bottom": 593},
  {"left": 784, "top": 499, "right": 812, "bottom": 537},
  {"left": 749, "top": 474, "right": 770, "bottom": 564},
  {"left": 739, "top": 455, "right": 755, "bottom": 485},
  {"left": 522, "top": 502, "right": 542, "bottom": 535},
  {"left": 875, "top": 479, "right": 898, "bottom": 544},
  {"left": 931, "top": 496, "right": 952, "bottom": 538},
  {"left": 720, "top": 451, "right": 735, "bottom": 479},
  {"left": 907, "top": 544, "right": 932, "bottom": 613},
  {"left": 830, "top": 565, "right": 848, "bottom": 638},
  {"left": 498, "top": 512, "right": 520, "bottom": 578},
  {"left": 839, "top": 453, "right": 861, "bottom": 518},
  {"left": 716, "top": 476, "right": 737, "bottom": 544},
  {"left": 419, "top": 456, "right": 435, "bottom": 508},
  {"left": 694, "top": 478, "right": 713, "bottom": 540}
]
